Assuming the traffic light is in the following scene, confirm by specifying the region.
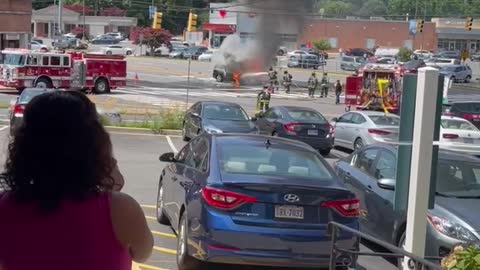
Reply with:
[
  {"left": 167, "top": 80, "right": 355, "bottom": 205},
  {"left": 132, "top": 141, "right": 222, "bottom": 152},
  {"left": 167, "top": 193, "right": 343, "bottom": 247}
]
[
  {"left": 187, "top": 12, "right": 198, "bottom": 32},
  {"left": 416, "top": 19, "right": 424, "bottom": 33},
  {"left": 466, "top": 17, "right": 474, "bottom": 31},
  {"left": 152, "top": 11, "right": 163, "bottom": 29}
]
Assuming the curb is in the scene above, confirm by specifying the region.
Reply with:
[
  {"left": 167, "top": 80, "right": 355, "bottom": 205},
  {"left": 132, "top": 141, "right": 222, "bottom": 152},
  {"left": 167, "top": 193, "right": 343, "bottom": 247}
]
[
  {"left": 104, "top": 126, "right": 181, "bottom": 136},
  {"left": 452, "top": 83, "right": 480, "bottom": 90}
]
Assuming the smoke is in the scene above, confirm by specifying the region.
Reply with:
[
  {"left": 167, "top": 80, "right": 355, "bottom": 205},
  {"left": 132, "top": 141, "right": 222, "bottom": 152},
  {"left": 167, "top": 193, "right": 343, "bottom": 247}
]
[{"left": 214, "top": 0, "right": 309, "bottom": 73}]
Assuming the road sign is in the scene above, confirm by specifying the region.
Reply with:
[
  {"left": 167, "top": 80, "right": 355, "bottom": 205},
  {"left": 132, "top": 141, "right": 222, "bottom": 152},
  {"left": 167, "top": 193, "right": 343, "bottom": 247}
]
[
  {"left": 408, "top": 19, "right": 417, "bottom": 35},
  {"left": 149, "top": 5, "right": 156, "bottom": 19}
]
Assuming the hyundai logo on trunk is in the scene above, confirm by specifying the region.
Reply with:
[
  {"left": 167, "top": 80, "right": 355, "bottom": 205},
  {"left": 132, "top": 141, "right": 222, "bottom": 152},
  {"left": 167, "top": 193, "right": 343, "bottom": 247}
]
[{"left": 284, "top": 194, "right": 300, "bottom": 203}]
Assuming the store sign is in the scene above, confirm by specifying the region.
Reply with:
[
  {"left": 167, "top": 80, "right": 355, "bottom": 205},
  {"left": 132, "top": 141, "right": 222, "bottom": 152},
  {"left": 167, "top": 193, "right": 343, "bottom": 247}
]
[{"left": 5, "top": 34, "right": 20, "bottom": 40}]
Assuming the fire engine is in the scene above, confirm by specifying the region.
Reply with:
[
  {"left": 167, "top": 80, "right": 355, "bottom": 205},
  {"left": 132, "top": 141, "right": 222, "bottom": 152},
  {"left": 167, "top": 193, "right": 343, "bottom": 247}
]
[
  {"left": 345, "top": 64, "right": 402, "bottom": 113},
  {"left": 0, "top": 49, "right": 127, "bottom": 94}
]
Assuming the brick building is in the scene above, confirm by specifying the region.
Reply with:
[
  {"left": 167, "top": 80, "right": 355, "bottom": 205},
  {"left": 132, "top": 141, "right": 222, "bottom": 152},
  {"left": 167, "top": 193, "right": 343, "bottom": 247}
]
[
  {"left": 299, "top": 18, "right": 437, "bottom": 52},
  {"left": 0, "top": 0, "right": 32, "bottom": 50}
]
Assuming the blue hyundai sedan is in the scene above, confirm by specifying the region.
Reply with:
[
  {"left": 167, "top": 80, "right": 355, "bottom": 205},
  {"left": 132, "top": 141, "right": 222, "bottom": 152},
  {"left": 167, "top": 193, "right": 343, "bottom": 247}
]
[{"left": 156, "top": 134, "right": 359, "bottom": 270}]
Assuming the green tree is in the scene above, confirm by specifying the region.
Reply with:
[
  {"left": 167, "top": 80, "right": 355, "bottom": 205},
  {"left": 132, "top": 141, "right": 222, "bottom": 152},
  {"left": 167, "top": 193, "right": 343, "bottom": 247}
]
[
  {"left": 313, "top": 39, "right": 332, "bottom": 51},
  {"left": 397, "top": 47, "right": 413, "bottom": 62},
  {"left": 357, "top": 0, "right": 387, "bottom": 16},
  {"left": 323, "top": 1, "right": 352, "bottom": 17}
]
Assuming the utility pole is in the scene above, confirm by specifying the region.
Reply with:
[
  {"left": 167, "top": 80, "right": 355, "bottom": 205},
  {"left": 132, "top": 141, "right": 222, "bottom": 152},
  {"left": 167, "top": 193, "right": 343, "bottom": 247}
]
[
  {"left": 83, "top": 0, "right": 86, "bottom": 41},
  {"left": 58, "top": 0, "right": 63, "bottom": 35}
]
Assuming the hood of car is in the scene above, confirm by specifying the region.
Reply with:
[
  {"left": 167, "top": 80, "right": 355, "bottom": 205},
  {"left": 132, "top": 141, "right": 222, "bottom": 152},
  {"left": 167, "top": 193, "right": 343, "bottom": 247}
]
[
  {"left": 203, "top": 119, "right": 256, "bottom": 133},
  {"left": 436, "top": 196, "right": 480, "bottom": 230}
]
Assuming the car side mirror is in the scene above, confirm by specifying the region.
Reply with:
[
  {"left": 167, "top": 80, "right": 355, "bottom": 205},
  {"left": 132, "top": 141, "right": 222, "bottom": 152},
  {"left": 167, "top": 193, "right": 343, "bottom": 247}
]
[
  {"left": 331, "top": 117, "right": 339, "bottom": 122},
  {"left": 250, "top": 116, "right": 257, "bottom": 121},
  {"left": 159, "top": 152, "right": 176, "bottom": 162},
  {"left": 191, "top": 112, "right": 200, "bottom": 118},
  {"left": 377, "top": 178, "right": 395, "bottom": 190}
]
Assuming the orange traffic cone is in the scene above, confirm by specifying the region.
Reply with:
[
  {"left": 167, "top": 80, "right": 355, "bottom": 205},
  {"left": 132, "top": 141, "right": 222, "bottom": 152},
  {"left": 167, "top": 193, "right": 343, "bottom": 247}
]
[{"left": 134, "top": 72, "right": 139, "bottom": 85}]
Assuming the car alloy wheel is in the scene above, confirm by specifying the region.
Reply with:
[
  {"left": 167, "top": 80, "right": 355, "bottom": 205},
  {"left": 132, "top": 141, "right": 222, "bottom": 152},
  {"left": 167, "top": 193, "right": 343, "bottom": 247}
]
[
  {"left": 354, "top": 138, "right": 364, "bottom": 150},
  {"left": 176, "top": 213, "right": 203, "bottom": 270},
  {"left": 182, "top": 124, "right": 190, "bottom": 142},
  {"left": 156, "top": 183, "right": 169, "bottom": 225}
]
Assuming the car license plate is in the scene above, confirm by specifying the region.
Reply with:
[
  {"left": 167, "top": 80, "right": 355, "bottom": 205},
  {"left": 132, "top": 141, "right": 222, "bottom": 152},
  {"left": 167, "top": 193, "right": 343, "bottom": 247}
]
[
  {"left": 307, "top": 129, "right": 318, "bottom": 136},
  {"left": 275, "top": 205, "right": 304, "bottom": 219},
  {"left": 464, "top": 138, "right": 474, "bottom": 144}
]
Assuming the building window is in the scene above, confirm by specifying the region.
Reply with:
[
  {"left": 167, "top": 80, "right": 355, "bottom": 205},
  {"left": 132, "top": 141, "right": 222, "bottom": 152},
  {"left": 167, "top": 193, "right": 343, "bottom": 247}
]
[
  {"left": 366, "top": 39, "right": 376, "bottom": 50},
  {"left": 328, "top": 37, "right": 338, "bottom": 48}
]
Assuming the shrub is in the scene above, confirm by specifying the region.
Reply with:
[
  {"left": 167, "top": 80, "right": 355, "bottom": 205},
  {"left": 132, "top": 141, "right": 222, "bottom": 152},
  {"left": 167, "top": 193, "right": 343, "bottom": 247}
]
[
  {"left": 398, "top": 47, "right": 413, "bottom": 62},
  {"left": 441, "top": 244, "right": 480, "bottom": 270}
]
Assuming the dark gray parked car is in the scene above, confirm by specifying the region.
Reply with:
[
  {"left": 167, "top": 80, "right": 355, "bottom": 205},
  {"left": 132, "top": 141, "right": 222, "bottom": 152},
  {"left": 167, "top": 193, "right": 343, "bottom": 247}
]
[
  {"left": 9, "top": 88, "right": 53, "bottom": 135},
  {"left": 254, "top": 106, "right": 335, "bottom": 156},
  {"left": 334, "top": 144, "right": 480, "bottom": 268},
  {"left": 181, "top": 101, "right": 257, "bottom": 141},
  {"left": 9, "top": 88, "right": 121, "bottom": 136}
]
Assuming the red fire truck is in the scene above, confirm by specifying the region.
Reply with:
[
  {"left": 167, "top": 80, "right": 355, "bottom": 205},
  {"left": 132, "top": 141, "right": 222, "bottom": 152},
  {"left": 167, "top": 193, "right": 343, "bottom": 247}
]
[
  {"left": 0, "top": 49, "right": 127, "bottom": 94},
  {"left": 344, "top": 64, "right": 402, "bottom": 113}
]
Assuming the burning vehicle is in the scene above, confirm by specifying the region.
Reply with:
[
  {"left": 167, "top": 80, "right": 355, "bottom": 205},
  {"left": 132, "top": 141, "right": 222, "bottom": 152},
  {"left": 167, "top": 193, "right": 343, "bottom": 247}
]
[{"left": 212, "top": 49, "right": 269, "bottom": 86}]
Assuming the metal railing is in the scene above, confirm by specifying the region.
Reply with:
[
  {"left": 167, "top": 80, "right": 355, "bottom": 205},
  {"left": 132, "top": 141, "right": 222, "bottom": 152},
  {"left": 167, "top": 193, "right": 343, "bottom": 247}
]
[{"left": 328, "top": 222, "right": 443, "bottom": 270}]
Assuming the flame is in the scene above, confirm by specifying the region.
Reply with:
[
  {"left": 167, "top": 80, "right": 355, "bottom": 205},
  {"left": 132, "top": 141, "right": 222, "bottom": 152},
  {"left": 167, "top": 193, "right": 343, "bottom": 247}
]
[{"left": 233, "top": 71, "right": 241, "bottom": 87}]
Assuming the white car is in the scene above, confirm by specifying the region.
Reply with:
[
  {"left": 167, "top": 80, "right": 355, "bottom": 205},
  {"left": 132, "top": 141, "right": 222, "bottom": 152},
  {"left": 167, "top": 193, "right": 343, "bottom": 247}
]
[
  {"left": 425, "top": 58, "right": 461, "bottom": 68},
  {"left": 440, "top": 116, "right": 480, "bottom": 157},
  {"left": 30, "top": 41, "right": 49, "bottom": 51},
  {"left": 198, "top": 50, "right": 213, "bottom": 61},
  {"left": 413, "top": 50, "right": 433, "bottom": 59},
  {"left": 63, "top": 33, "right": 77, "bottom": 39},
  {"left": 105, "top": 32, "right": 125, "bottom": 40},
  {"left": 101, "top": 45, "right": 133, "bottom": 55}
]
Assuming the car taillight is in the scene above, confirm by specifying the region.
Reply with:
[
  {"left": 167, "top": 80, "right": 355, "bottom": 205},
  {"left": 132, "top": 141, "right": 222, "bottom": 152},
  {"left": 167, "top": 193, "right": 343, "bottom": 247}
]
[
  {"left": 13, "top": 104, "right": 24, "bottom": 116},
  {"left": 368, "top": 129, "right": 391, "bottom": 135},
  {"left": 327, "top": 125, "right": 335, "bottom": 138},
  {"left": 321, "top": 198, "right": 360, "bottom": 217},
  {"left": 201, "top": 187, "right": 256, "bottom": 210},
  {"left": 462, "top": 113, "right": 480, "bottom": 120},
  {"left": 283, "top": 121, "right": 300, "bottom": 135},
  {"left": 442, "top": 133, "right": 459, "bottom": 139}
]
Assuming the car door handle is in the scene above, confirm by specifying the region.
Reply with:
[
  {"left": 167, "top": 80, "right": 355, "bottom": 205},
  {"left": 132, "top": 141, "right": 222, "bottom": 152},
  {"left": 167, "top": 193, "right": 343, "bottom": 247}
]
[
  {"left": 172, "top": 176, "right": 178, "bottom": 181},
  {"left": 367, "top": 185, "right": 373, "bottom": 189}
]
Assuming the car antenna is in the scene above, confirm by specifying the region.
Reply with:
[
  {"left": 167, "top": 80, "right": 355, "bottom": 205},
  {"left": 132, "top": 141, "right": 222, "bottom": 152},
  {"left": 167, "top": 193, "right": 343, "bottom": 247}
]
[{"left": 265, "top": 139, "right": 272, "bottom": 149}]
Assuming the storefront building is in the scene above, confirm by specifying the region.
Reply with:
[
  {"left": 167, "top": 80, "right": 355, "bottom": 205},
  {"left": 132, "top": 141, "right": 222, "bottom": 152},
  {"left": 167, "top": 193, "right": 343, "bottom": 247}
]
[
  {"left": 299, "top": 18, "right": 437, "bottom": 52},
  {"left": 0, "top": 0, "right": 32, "bottom": 50},
  {"left": 32, "top": 5, "right": 138, "bottom": 39},
  {"left": 432, "top": 17, "right": 480, "bottom": 53}
]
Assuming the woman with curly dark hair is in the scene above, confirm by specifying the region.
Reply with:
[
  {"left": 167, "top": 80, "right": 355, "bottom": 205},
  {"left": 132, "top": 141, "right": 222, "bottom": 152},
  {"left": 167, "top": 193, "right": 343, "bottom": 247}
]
[{"left": 0, "top": 91, "right": 153, "bottom": 270}]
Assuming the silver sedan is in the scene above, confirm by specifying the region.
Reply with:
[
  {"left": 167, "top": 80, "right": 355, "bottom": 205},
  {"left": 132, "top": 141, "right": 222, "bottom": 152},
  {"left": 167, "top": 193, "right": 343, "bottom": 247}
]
[{"left": 332, "top": 111, "right": 399, "bottom": 150}]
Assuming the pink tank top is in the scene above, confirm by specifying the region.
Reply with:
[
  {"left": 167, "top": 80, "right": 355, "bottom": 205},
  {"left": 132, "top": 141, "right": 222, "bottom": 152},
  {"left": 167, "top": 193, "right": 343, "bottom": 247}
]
[{"left": 0, "top": 192, "right": 131, "bottom": 270}]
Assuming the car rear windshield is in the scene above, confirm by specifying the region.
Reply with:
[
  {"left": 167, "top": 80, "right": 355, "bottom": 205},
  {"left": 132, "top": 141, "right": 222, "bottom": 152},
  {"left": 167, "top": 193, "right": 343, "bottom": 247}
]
[
  {"left": 217, "top": 144, "right": 333, "bottom": 180},
  {"left": 368, "top": 115, "right": 400, "bottom": 126},
  {"left": 441, "top": 119, "right": 478, "bottom": 131},
  {"left": 203, "top": 104, "right": 249, "bottom": 121},
  {"left": 286, "top": 110, "right": 327, "bottom": 123},
  {"left": 436, "top": 160, "right": 480, "bottom": 198},
  {"left": 453, "top": 103, "right": 480, "bottom": 113},
  {"left": 19, "top": 90, "right": 45, "bottom": 103}
]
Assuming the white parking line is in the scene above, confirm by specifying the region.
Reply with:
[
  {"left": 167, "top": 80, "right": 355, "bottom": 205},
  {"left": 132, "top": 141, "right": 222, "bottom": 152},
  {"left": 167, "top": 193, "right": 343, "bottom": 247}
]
[
  {"left": 0, "top": 126, "right": 9, "bottom": 131},
  {"left": 166, "top": 135, "right": 179, "bottom": 153}
]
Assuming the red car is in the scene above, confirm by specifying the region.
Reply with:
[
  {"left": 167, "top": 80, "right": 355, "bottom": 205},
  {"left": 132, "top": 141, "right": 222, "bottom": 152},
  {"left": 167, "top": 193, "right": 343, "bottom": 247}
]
[{"left": 399, "top": 59, "right": 426, "bottom": 75}]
